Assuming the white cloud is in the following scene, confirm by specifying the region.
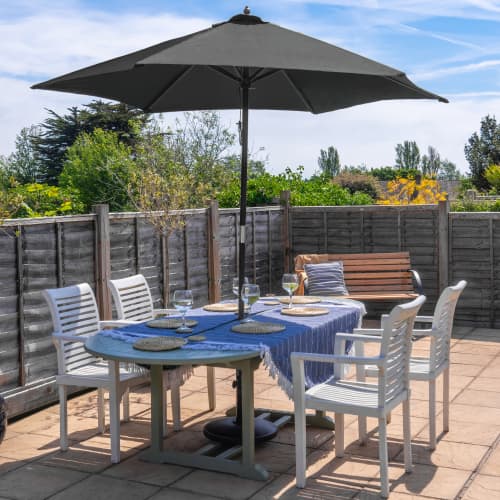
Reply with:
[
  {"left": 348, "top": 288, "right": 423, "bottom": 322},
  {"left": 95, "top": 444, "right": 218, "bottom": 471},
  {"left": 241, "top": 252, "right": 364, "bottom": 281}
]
[
  {"left": 285, "top": 0, "right": 500, "bottom": 20},
  {"left": 0, "top": 8, "right": 211, "bottom": 77},
  {"left": 413, "top": 59, "right": 500, "bottom": 80},
  {"left": 1, "top": 0, "right": 498, "bottom": 180},
  {"left": 246, "top": 96, "right": 500, "bottom": 175}
]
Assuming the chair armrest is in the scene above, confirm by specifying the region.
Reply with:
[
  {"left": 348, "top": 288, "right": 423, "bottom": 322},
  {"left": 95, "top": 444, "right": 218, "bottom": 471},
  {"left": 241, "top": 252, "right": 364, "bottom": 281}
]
[
  {"left": 291, "top": 351, "right": 383, "bottom": 366},
  {"left": 53, "top": 332, "right": 87, "bottom": 343},
  {"left": 410, "top": 269, "right": 424, "bottom": 294},
  {"left": 338, "top": 331, "right": 383, "bottom": 342},
  {"left": 415, "top": 315, "right": 434, "bottom": 324}
]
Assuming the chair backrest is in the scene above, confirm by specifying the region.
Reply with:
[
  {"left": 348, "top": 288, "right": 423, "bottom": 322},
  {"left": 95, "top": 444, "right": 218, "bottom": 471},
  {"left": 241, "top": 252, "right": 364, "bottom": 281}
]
[
  {"left": 429, "top": 280, "right": 467, "bottom": 372},
  {"left": 108, "top": 274, "right": 155, "bottom": 322},
  {"left": 378, "top": 295, "right": 425, "bottom": 407},
  {"left": 43, "top": 283, "right": 100, "bottom": 374}
]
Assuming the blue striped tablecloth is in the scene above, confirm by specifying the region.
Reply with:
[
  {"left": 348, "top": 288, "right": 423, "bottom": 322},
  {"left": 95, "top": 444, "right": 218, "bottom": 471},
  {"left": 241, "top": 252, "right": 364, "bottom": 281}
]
[{"left": 99, "top": 299, "right": 363, "bottom": 396}]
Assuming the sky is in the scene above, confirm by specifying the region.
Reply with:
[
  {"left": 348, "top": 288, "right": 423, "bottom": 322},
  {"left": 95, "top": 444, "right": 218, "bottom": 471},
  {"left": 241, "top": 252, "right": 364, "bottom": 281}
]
[{"left": 1, "top": 0, "right": 499, "bottom": 176}]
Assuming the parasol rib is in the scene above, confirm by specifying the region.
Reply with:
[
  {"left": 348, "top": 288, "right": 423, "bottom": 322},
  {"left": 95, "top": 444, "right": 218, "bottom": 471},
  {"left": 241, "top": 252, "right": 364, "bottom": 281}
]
[
  {"left": 281, "top": 70, "right": 315, "bottom": 113},
  {"left": 143, "top": 66, "right": 194, "bottom": 112}
]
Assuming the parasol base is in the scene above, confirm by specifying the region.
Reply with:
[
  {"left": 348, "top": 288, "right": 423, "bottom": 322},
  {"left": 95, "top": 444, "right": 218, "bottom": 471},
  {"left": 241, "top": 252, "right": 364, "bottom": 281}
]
[{"left": 203, "top": 417, "right": 278, "bottom": 445}]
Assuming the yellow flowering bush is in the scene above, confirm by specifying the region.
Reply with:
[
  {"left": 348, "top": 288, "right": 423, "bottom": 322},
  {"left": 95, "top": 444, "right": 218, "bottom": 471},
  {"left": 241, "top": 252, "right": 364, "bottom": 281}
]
[{"left": 378, "top": 177, "right": 447, "bottom": 205}]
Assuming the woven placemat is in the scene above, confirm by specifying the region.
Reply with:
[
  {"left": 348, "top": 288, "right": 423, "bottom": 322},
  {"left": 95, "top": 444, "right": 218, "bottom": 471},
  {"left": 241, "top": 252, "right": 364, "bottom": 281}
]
[
  {"left": 281, "top": 306, "right": 330, "bottom": 317},
  {"left": 146, "top": 318, "right": 198, "bottom": 329},
  {"left": 278, "top": 296, "right": 322, "bottom": 305},
  {"left": 231, "top": 321, "right": 286, "bottom": 334},
  {"left": 203, "top": 303, "right": 238, "bottom": 312},
  {"left": 133, "top": 336, "right": 187, "bottom": 351}
]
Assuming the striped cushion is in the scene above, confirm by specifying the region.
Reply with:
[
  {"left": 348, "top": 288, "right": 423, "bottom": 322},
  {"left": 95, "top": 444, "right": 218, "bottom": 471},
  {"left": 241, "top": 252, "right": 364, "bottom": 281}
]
[{"left": 304, "top": 262, "right": 348, "bottom": 296}]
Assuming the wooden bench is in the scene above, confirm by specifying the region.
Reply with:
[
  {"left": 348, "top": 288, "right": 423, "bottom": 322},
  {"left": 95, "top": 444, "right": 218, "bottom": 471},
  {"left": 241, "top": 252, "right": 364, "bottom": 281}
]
[{"left": 294, "top": 252, "right": 423, "bottom": 302}]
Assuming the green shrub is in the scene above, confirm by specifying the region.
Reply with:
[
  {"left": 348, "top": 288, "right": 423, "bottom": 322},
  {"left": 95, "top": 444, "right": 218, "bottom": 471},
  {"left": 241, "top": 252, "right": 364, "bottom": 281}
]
[
  {"left": 332, "top": 172, "right": 381, "bottom": 199},
  {"left": 216, "top": 167, "right": 374, "bottom": 207}
]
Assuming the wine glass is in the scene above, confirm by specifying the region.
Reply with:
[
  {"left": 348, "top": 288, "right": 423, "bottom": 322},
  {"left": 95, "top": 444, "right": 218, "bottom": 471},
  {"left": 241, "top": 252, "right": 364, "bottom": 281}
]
[
  {"left": 173, "top": 290, "right": 193, "bottom": 333},
  {"left": 241, "top": 284, "right": 260, "bottom": 322},
  {"left": 282, "top": 273, "right": 298, "bottom": 309},
  {"left": 232, "top": 277, "right": 249, "bottom": 300}
]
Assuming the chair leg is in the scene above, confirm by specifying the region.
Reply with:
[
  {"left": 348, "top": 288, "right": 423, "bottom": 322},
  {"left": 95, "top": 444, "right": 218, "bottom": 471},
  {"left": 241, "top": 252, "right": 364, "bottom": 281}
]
[
  {"left": 429, "top": 379, "right": 436, "bottom": 450},
  {"left": 358, "top": 415, "right": 367, "bottom": 445},
  {"left": 207, "top": 366, "right": 216, "bottom": 411},
  {"left": 443, "top": 367, "right": 450, "bottom": 433},
  {"left": 171, "top": 385, "right": 182, "bottom": 432},
  {"left": 378, "top": 417, "right": 390, "bottom": 498},
  {"left": 334, "top": 413, "right": 345, "bottom": 457},
  {"left": 58, "top": 385, "right": 68, "bottom": 451},
  {"left": 162, "top": 389, "right": 168, "bottom": 438},
  {"left": 122, "top": 387, "right": 130, "bottom": 422},
  {"left": 294, "top": 407, "right": 307, "bottom": 488},
  {"left": 402, "top": 399, "right": 413, "bottom": 473},
  {"left": 97, "top": 388, "right": 105, "bottom": 433}
]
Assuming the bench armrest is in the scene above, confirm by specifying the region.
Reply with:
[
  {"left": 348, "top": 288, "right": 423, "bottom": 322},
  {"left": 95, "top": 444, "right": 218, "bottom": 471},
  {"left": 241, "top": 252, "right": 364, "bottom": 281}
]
[
  {"left": 295, "top": 270, "right": 307, "bottom": 296},
  {"left": 410, "top": 269, "right": 424, "bottom": 294}
]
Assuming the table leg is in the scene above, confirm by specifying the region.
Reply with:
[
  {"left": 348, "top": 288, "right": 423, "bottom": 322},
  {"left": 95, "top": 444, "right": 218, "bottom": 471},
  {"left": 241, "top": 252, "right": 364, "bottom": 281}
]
[
  {"left": 108, "top": 360, "right": 121, "bottom": 463},
  {"left": 149, "top": 365, "right": 165, "bottom": 455},
  {"left": 142, "top": 359, "right": 268, "bottom": 480},
  {"left": 240, "top": 359, "right": 255, "bottom": 469}
]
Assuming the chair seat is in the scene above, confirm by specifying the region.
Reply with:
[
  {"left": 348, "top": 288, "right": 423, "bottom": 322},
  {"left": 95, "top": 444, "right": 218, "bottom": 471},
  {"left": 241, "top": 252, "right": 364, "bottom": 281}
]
[
  {"left": 57, "top": 361, "right": 146, "bottom": 386},
  {"left": 364, "top": 356, "right": 444, "bottom": 382},
  {"left": 306, "top": 379, "right": 400, "bottom": 417}
]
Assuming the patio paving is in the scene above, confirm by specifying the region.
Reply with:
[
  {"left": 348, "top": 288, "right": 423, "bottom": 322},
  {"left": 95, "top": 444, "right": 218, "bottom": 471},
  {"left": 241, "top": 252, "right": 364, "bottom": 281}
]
[{"left": 1, "top": 325, "right": 499, "bottom": 499}]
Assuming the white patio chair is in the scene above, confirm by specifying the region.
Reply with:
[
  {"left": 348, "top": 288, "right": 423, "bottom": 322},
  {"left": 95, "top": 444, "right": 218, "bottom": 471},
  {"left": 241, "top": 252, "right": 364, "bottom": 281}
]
[
  {"left": 358, "top": 281, "right": 467, "bottom": 449},
  {"left": 43, "top": 283, "right": 148, "bottom": 461},
  {"left": 108, "top": 274, "right": 216, "bottom": 432},
  {"left": 292, "top": 295, "right": 425, "bottom": 498}
]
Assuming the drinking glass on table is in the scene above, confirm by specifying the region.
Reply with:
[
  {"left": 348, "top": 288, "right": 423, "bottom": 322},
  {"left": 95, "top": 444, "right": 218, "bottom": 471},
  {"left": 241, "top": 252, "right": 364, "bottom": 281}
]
[
  {"left": 241, "top": 284, "right": 260, "bottom": 322},
  {"left": 282, "top": 273, "right": 299, "bottom": 309},
  {"left": 173, "top": 289, "right": 193, "bottom": 333},
  {"left": 232, "top": 277, "right": 249, "bottom": 299}
]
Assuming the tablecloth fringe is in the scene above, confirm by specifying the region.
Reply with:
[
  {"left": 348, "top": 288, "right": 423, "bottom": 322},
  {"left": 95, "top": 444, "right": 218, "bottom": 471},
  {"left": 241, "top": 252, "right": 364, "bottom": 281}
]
[{"left": 261, "top": 347, "right": 293, "bottom": 400}]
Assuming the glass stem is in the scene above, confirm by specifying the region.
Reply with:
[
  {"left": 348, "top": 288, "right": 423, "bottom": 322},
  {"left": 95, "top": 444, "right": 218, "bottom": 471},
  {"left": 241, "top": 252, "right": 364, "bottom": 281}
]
[
  {"left": 182, "top": 312, "right": 186, "bottom": 328},
  {"left": 289, "top": 291, "right": 292, "bottom": 308}
]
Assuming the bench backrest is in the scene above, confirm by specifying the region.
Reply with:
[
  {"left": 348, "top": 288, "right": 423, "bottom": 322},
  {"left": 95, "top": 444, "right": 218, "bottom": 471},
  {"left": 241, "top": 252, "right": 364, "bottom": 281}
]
[{"left": 294, "top": 252, "right": 415, "bottom": 295}]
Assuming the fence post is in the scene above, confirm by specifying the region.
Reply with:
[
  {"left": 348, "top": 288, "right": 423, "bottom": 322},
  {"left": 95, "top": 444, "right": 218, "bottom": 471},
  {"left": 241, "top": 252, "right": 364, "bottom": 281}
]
[
  {"left": 281, "top": 190, "right": 291, "bottom": 273},
  {"left": 438, "top": 199, "right": 449, "bottom": 293},
  {"left": 207, "top": 200, "right": 222, "bottom": 303},
  {"left": 93, "top": 204, "right": 112, "bottom": 320}
]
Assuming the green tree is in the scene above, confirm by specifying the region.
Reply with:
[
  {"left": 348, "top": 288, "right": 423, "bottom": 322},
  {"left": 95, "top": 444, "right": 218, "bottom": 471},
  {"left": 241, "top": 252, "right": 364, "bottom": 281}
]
[
  {"left": 318, "top": 146, "right": 340, "bottom": 177},
  {"left": 437, "top": 160, "right": 462, "bottom": 180},
  {"left": 421, "top": 146, "right": 441, "bottom": 177},
  {"left": 395, "top": 141, "right": 420, "bottom": 170},
  {"left": 464, "top": 115, "right": 500, "bottom": 191},
  {"left": 60, "top": 128, "right": 137, "bottom": 212},
  {"left": 1, "top": 126, "right": 43, "bottom": 184},
  {"left": 34, "top": 100, "right": 150, "bottom": 184},
  {"left": 165, "top": 111, "right": 236, "bottom": 191},
  {"left": 221, "top": 154, "right": 267, "bottom": 178}
]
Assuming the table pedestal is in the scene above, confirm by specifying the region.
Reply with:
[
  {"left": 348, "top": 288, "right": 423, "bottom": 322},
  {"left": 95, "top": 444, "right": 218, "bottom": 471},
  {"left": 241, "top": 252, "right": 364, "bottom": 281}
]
[
  {"left": 203, "top": 369, "right": 278, "bottom": 445},
  {"left": 143, "top": 358, "right": 269, "bottom": 480}
]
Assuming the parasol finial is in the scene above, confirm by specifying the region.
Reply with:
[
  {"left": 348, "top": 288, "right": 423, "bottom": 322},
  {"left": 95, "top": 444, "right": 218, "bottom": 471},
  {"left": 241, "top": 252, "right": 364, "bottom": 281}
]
[{"left": 243, "top": 6, "right": 250, "bottom": 15}]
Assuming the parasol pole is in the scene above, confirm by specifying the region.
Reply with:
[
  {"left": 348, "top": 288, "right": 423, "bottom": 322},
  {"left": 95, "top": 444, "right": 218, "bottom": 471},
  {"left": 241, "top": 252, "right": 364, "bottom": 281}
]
[{"left": 238, "top": 71, "right": 250, "bottom": 320}]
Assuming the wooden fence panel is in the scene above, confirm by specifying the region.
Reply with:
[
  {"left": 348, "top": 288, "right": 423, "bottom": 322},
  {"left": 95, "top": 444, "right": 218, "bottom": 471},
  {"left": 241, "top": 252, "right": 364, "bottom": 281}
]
[
  {"left": 449, "top": 213, "right": 499, "bottom": 327},
  {"left": 4, "top": 202, "right": 500, "bottom": 419},
  {"left": 290, "top": 205, "right": 440, "bottom": 316}
]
